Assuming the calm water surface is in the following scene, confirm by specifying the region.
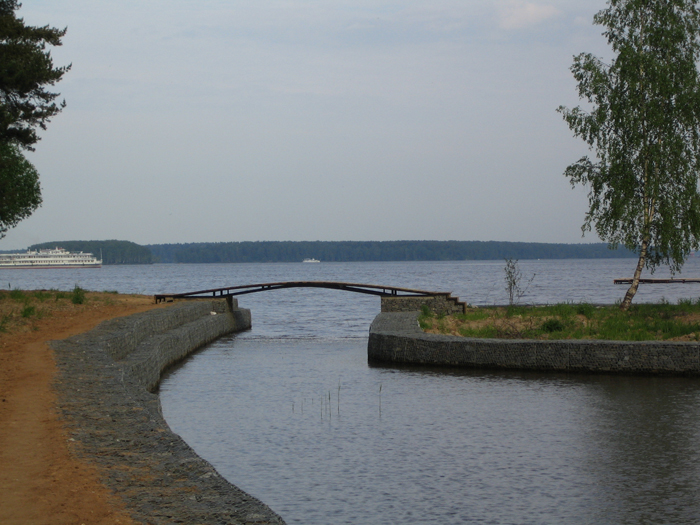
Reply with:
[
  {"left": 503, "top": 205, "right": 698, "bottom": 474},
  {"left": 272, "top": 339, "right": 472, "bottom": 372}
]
[
  {"left": 9, "top": 259, "right": 700, "bottom": 523},
  {"left": 161, "top": 338, "right": 700, "bottom": 524}
]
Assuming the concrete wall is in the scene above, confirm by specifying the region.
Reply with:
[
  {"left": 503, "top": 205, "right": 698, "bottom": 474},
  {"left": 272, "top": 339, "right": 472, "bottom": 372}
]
[
  {"left": 368, "top": 312, "right": 700, "bottom": 375},
  {"left": 51, "top": 299, "right": 286, "bottom": 525}
]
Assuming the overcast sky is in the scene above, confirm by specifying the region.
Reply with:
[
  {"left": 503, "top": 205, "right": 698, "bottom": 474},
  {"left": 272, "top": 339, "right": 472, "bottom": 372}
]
[{"left": 4, "top": 0, "right": 612, "bottom": 249}]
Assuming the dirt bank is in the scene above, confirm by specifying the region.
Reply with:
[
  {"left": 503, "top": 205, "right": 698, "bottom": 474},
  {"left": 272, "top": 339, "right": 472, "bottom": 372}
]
[{"left": 0, "top": 291, "right": 163, "bottom": 525}]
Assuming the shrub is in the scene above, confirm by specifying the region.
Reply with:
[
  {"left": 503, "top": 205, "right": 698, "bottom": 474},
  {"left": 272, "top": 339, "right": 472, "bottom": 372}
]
[
  {"left": 541, "top": 318, "right": 565, "bottom": 333},
  {"left": 71, "top": 285, "right": 86, "bottom": 305},
  {"left": 504, "top": 258, "right": 535, "bottom": 305}
]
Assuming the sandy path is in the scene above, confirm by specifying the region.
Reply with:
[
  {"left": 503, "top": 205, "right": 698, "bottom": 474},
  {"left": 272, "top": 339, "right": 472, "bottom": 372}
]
[{"left": 0, "top": 293, "right": 164, "bottom": 525}]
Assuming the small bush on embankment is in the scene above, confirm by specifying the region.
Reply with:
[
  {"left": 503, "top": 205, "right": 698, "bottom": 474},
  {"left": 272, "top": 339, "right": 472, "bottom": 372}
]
[{"left": 418, "top": 300, "right": 700, "bottom": 341}]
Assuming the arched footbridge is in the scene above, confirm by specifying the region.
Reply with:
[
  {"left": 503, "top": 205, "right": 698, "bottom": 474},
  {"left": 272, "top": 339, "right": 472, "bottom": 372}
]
[{"left": 154, "top": 281, "right": 467, "bottom": 315}]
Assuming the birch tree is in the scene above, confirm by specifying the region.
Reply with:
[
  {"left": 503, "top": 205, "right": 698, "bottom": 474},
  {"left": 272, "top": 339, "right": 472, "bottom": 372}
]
[{"left": 558, "top": 0, "right": 700, "bottom": 310}]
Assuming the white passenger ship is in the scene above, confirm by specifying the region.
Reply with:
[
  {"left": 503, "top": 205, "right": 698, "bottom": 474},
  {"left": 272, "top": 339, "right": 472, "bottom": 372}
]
[{"left": 0, "top": 248, "right": 102, "bottom": 269}]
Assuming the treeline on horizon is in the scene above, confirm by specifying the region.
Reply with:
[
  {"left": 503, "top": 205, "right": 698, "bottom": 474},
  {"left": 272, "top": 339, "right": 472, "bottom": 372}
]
[
  {"left": 146, "top": 241, "right": 637, "bottom": 264},
  {"left": 19, "top": 240, "right": 638, "bottom": 264},
  {"left": 29, "top": 240, "right": 153, "bottom": 265}
]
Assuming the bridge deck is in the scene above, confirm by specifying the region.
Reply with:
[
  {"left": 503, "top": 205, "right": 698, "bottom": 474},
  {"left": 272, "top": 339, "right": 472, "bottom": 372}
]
[
  {"left": 154, "top": 281, "right": 452, "bottom": 303},
  {"left": 614, "top": 278, "right": 700, "bottom": 285}
]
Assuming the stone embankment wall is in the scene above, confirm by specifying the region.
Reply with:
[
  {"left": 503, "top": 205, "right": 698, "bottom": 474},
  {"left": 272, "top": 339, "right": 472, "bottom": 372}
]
[
  {"left": 52, "top": 299, "right": 286, "bottom": 525},
  {"left": 368, "top": 312, "right": 700, "bottom": 375},
  {"left": 381, "top": 295, "right": 465, "bottom": 316}
]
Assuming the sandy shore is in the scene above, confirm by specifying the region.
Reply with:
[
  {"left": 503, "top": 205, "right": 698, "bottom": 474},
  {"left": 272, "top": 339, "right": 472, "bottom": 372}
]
[{"left": 0, "top": 292, "right": 164, "bottom": 525}]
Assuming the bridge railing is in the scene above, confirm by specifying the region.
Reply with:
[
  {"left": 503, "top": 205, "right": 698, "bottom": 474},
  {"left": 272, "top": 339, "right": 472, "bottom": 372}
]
[
  {"left": 155, "top": 281, "right": 448, "bottom": 302},
  {"left": 154, "top": 281, "right": 467, "bottom": 315}
]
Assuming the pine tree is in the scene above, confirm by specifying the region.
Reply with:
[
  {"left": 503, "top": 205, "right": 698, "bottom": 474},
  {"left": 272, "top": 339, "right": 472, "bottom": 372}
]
[
  {"left": 0, "top": 141, "right": 41, "bottom": 239},
  {"left": 0, "top": 0, "right": 70, "bottom": 150}
]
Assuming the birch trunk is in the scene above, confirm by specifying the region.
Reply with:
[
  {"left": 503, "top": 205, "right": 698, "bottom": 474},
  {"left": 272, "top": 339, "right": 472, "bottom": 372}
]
[{"left": 620, "top": 238, "right": 649, "bottom": 311}]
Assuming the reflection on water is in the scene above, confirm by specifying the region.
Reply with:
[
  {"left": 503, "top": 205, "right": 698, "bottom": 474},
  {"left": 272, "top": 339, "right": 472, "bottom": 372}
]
[
  {"left": 160, "top": 336, "right": 700, "bottom": 525},
  {"left": 582, "top": 377, "right": 700, "bottom": 524}
]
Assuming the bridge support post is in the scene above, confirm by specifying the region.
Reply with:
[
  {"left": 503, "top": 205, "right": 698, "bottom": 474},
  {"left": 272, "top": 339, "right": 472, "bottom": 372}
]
[{"left": 224, "top": 296, "right": 238, "bottom": 312}]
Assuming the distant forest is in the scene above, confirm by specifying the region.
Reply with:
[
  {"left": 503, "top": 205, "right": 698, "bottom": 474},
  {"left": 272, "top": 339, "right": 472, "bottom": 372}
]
[
  {"left": 147, "top": 241, "right": 637, "bottom": 264},
  {"left": 29, "top": 240, "right": 153, "bottom": 265},
  {"left": 17, "top": 240, "right": 639, "bottom": 264}
]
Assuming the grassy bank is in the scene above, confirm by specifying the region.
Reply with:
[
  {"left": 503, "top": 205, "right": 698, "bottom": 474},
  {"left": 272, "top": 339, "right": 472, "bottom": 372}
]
[
  {"left": 419, "top": 300, "right": 700, "bottom": 342},
  {"left": 0, "top": 288, "right": 126, "bottom": 334}
]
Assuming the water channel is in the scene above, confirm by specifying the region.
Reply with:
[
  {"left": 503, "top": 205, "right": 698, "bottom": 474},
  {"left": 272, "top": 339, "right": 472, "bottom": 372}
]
[{"left": 8, "top": 259, "right": 700, "bottom": 523}]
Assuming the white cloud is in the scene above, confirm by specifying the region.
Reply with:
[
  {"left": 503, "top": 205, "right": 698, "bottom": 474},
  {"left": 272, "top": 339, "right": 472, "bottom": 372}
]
[{"left": 497, "top": 1, "right": 561, "bottom": 30}]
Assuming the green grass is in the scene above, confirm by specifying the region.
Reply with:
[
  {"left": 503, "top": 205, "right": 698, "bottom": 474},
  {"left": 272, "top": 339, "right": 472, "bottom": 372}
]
[
  {"left": 9, "top": 288, "right": 25, "bottom": 301},
  {"left": 458, "top": 309, "right": 490, "bottom": 322},
  {"left": 21, "top": 305, "right": 36, "bottom": 318},
  {"left": 419, "top": 300, "right": 700, "bottom": 341},
  {"left": 32, "top": 290, "right": 52, "bottom": 302}
]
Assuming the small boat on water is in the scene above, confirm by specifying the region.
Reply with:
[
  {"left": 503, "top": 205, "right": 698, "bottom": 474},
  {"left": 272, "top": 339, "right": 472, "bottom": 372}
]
[
  {"left": 302, "top": 258, "right": 321, "bottom": 263},
  {"left": 0, "top": 247, "right": 102, "bottom": 269}
]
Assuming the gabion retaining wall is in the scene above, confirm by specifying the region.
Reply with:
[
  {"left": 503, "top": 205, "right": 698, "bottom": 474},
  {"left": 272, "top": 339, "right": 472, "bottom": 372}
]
[
  {"left": 52, "top": 299, "right": 286, "bottom": 525},
  {"left": 368, "top": 312, "right": 700, "bottom": 375},
  {"left": 381, "top": 295, "right": 465, "bottom": 315}
]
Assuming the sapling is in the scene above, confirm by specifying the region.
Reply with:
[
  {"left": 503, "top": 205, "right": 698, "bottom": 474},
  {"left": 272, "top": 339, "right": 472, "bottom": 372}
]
[{"left": 504, "top": 259, "right": 535, "bottom": 305}]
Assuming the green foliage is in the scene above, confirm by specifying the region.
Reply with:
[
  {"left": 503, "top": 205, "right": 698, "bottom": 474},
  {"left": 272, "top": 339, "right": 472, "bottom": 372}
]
[
  {"left": 418, "top": 305, "right": 434, "bottom": 330},
  {"left": 9, "top": 287, "right": 24, "bottom": 301},
  {"left": 547, "top": 303, "right": 577, "bottom": 320},
  {"left": 558, "top": 0, "right": 700, "bottom": 309},
  {"left": 29, "top": 240, "right": 153, "bottom": 265},
  {"left": 540, "top": 318, "right": 566, "bottom": 333},
  {"left": 71, "top": 285, "right": 85, "bottom": 305},
  {"left": 0, "top": 0, "right": 70, "bottom": 149},
  {"left": 0, "top": 141, "right": 41, "bottom": 239},
  {"left": 576, "top": 303, "right": 596, "bottom": 318}
]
